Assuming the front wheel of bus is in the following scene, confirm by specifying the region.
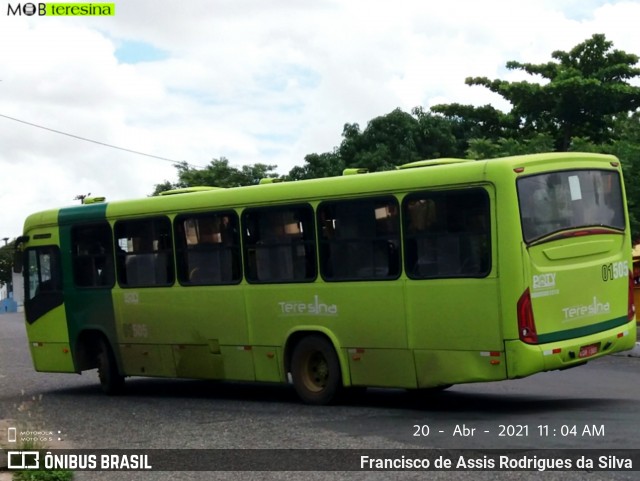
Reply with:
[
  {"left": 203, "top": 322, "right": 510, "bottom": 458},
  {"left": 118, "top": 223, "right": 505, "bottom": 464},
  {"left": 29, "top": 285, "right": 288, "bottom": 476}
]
[
  {"left": 97, "top": 338, "right": 125, "bottom": 395},
  {"left": 291, "top": 335, "right": 342, "bottom": 405}
]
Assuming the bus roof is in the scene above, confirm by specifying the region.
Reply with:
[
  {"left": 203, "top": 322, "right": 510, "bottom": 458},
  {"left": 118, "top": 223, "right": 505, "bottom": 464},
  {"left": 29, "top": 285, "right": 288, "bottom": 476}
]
[{"left": 23, "top": 152, "right": 619, "bottom": 231}]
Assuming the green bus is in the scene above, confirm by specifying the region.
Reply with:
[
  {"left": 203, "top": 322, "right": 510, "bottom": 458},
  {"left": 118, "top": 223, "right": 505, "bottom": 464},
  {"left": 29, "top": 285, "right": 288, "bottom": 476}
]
[{"left": 15, "top": 152, "right": 637, "bottom": 404}]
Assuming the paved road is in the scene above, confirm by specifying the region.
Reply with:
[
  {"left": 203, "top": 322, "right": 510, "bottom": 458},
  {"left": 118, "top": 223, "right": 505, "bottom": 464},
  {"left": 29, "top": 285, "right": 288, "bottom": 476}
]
[{"left": 1, "top": 312, "right": 639, "bottom": 480}]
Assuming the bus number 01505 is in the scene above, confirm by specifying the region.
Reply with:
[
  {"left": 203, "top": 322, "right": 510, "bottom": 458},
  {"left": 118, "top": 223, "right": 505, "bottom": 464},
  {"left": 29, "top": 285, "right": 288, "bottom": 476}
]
[{"left": 601, "top": 261, "right": 628, "bottom": 282}]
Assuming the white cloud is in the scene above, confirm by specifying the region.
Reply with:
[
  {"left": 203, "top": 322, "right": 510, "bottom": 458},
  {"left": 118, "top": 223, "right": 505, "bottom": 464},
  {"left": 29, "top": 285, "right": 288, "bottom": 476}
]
[{"left": 0, "top": 0, "right": 639, "bottom": 237}]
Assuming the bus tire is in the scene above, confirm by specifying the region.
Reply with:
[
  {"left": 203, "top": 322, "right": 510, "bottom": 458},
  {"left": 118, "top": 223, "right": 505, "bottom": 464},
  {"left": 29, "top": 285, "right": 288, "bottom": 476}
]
[
  {"left": 97, "top": 338, "right": 125, "bottom": 395},
  {"left": 291, "top": 335, "right": 342, "bottom": 405}
]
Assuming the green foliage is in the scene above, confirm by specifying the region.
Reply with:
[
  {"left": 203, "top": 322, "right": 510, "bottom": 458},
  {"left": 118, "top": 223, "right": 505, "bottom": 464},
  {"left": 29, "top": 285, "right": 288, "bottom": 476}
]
[
  {"left": 289, "top": 108, "right": 465, "bottom": 178},
  {"left": 151, "top": 180, "right": 175, "bottom": 196},
  {"left": 337, "top": 108, "right": 471, "bottom": 172},
  {"left": 153, "top": 158, "right": 279, "bottom": 195},
  {"left": 337, "top": 109, "right": 422, "bottom": 171},
  {"left": 0, "top": 239, "right": 15, "bottom": 286},
  {"left": 430, "top": 103, "right": 518, "bottom": 146},
  {"left": 466, "top": 133, "right": 555, "bottom": 160},
  {"left": 411, "top": 107, "right": 465, "bottom": 159},
  {"left": 13, "top": 470, "right": 73, "bottom": 481},
  {"left": 287, "top": 151, "right": 344, "bottom": 180},
  {"left": 463, "top": 34, "right": 640, "bottom": 150}
]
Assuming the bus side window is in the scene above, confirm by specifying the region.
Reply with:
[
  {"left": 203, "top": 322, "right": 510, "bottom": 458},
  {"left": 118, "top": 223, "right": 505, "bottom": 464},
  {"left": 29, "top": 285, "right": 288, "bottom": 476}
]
[
  {"left": 242, "top": 205, "right": 316, "bottom": 283},
  {"left": 114, "top": 217, "right": 174, "bottom": 288},
  {"left": 71, "top": 223, "right": 114, "bottom": 288},
  {"left": 318, "top": 197, "right": 401, "bottom": 281},
  {"left": 403, "top": 189, "right": 490, "bottom": 279},
  {"left": 174, "top": 212, "right": 241, "bottom": 285}
]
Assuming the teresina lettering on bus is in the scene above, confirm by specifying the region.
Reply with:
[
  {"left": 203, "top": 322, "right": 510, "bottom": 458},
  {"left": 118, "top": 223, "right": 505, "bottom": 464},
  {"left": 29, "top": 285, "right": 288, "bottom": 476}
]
[
  {"left": 278, "top": 295, "right": 338, "bottom": 316},
  {"left": 562, "top": 296, "right": 610, "bottom": 320}
]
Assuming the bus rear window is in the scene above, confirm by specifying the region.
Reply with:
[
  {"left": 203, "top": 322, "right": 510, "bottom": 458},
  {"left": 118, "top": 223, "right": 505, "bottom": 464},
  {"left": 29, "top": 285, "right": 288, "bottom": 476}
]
[{"left": 517, "top": 169, "right": 625, "bottom": 243}]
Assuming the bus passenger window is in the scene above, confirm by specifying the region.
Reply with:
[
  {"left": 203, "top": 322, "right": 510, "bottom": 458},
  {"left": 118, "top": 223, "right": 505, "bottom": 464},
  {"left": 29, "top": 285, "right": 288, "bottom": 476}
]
[
  {"left": 318, "top": 197, "right": 401, "bottom": 281},
  {"left": 403, "top": 189, "right": 490, "bottom": 279},
  {"left": 71, "top": 223, "right": 114, "bottom": 288},
  {"left": 114, "top": 217, "right": 174, "bottom": 288},
  {"left": 174, "top": 212, "right": 241, "bottom": 285},
  {"left": 242, "top": 205, "right": 316, "bottom": 283}
]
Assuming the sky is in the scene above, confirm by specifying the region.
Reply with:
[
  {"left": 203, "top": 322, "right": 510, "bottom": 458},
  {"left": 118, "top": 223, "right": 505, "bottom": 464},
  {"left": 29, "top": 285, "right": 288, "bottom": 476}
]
[{"left": 1, "top": 0, "right": 640, "bottom": 238}]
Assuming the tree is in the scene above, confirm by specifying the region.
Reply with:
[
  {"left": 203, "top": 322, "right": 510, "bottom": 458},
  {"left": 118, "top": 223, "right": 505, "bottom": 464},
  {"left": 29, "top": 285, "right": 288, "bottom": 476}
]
[
  {"left": 337, "top": 108, "right": 423, "bottom": 171},
  {"left": 287, "top": 151, "right": 344, "bottom": 180},
  {"left": 0, "top": 240, "right": 15, "bottom": 288},
  {"left": 411, "top": 107, "right": 467, "bottom": 159},
  {"left": 465, "top": 133, "right": 555, "bottom": 160},
  {"left": 294, "top": 108, "right": 464, "bottom": 178},
  {"left": 429, "top": 103, "right": 518, "bottom": 149},
  {"left": 152, "top": 158, "right": 279, "bottom": 195},
  {"left": 461, "top": 34, "right": 640, "bottom": 150}
]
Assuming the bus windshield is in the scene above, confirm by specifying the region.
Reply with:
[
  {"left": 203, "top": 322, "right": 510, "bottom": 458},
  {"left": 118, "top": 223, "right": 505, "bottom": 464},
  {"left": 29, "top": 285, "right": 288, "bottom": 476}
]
[{"left": 517, "top": 169, "right": 625, "bottom": 243}]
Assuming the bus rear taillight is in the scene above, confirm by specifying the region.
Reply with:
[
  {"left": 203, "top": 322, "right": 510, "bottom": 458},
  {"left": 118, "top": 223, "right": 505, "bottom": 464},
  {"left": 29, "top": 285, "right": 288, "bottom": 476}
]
[
  {"left": 629, "top": 272, "right": 636, "bottom": 321},
  {"left": 517, "top": 288, "right": 538, "bottom": 344}
]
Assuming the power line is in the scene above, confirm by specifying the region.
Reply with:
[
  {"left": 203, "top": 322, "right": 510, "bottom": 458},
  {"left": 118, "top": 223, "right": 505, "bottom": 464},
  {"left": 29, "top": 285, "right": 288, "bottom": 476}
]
[{"left": 0, "top": 112, "right": 205, "bottom": 168}]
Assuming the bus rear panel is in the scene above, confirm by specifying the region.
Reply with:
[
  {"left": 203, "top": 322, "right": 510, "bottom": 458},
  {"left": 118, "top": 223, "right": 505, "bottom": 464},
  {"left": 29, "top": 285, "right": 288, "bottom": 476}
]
[{"left": 506, "top": 165, "right": 635, "bottom": 378}]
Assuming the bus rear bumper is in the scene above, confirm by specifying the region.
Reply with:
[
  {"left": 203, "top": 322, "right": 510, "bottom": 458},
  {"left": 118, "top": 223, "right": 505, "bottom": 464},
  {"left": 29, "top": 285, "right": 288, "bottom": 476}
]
[{"left": 505, "top": 319, "right": 637, "bottom": 379}]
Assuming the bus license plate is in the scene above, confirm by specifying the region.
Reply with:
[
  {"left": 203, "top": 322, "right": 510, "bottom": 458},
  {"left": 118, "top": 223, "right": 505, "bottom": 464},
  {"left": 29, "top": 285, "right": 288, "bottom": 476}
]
[{"left": 579, "top": 343, "right": 599, "bottom": 359}]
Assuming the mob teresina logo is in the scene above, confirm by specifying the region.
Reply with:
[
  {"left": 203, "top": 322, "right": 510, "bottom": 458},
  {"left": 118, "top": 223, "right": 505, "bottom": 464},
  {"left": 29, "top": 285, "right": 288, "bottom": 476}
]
[{"left": 6, "top": 3, "right": 115, "bottom": 16}]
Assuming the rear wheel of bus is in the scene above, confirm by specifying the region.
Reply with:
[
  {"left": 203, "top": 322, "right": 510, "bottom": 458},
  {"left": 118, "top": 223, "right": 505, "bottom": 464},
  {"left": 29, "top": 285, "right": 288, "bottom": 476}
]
[
  {"left": 291, "top": 335, "right": 342, "bottom": 405},
  {"left": 96, "top": 338, "right": 125, "bottom": 395}
]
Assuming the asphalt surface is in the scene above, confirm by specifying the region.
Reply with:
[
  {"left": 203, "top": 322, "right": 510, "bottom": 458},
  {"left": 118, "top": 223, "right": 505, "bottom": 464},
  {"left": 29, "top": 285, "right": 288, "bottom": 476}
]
[{"left": 1, "top": 312, "right": 639, "bottom": 481}]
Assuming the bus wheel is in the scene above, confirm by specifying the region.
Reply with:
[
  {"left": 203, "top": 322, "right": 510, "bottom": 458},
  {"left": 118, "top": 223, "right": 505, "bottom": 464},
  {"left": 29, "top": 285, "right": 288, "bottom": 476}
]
[
  {"left": 97, "top": 338, "right": 125, "bottom": 395},
  {"left": 291, "top": 335, "right": 342, "bottom": 405}
]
